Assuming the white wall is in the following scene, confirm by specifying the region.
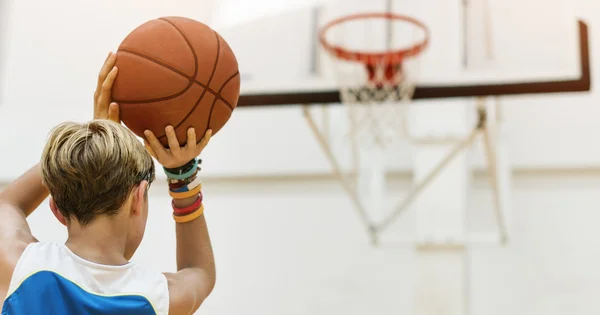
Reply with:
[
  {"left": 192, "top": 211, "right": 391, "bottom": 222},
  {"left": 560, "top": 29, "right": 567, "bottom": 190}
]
[{"left": 10, "top": 173, "right": 600, "bottom": 315}]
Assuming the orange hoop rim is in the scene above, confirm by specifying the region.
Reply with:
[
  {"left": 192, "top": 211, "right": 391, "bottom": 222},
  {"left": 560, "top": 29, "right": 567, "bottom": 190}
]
[{"left": 319, "top": 12, "right": 430, "bottom": 66}]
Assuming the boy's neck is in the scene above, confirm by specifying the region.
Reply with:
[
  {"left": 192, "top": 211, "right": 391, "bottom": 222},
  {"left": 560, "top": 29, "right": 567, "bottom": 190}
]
[{"left": 65, "top": 217, "right": 130, "bottom": 266}]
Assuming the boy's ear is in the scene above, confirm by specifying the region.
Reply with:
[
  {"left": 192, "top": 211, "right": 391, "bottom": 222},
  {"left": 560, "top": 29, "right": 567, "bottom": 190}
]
[
  {"left": 49, "top": 197, "right": 67, "bottom": 226},
  {"left": 131, "top": 181, "right": 149, "bottom": 216}
]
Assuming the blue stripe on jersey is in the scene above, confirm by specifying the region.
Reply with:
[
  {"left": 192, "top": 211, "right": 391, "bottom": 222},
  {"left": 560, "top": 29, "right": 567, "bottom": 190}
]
[{"left": 2, "top": 271, "right": 156, "bottom": 315}]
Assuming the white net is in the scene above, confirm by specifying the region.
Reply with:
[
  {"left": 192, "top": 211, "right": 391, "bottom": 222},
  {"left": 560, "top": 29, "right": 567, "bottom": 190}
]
[
  {"left": 321, "top": 14, "right": 428, "bottom": 148},
  {"left": 337, "top": 60, "right": 419, "bottom": 148}
]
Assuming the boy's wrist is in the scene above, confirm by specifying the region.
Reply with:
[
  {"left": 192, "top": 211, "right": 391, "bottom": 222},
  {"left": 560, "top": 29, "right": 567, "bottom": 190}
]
[
  {"left": 167, "top": 158, "right": 204, "bottom": 224},
  {"left": 164, "top": 157, "right": 198, "bottom": 173},
  {"left": 163, "top": 158, "right": 201, "bottom": 179}
]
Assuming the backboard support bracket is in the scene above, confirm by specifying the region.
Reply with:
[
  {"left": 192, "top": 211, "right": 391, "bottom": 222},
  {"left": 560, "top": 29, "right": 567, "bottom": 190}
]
[{"left": 302, "top": 98, "right": 509, "bottom": 246}]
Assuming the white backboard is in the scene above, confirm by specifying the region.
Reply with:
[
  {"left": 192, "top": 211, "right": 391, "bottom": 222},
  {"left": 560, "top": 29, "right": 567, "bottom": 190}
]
[{"left": 212, "top": 0, "right": 582, "bottom": 96}]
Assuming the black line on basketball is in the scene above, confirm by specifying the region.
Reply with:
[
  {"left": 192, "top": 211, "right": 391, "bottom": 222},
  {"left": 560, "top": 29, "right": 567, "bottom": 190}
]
[
  {"left": 113, "top": 49, "right": 194, "bottom": 104},
  {"left": 158, "top": 30, "right": 221, "bottom": 141},
  {"left": 158, "top": 18, "right": 200, "bottom": 80},
  {"left": 216, "top": 71, "right": 240, "bottom": 110}
]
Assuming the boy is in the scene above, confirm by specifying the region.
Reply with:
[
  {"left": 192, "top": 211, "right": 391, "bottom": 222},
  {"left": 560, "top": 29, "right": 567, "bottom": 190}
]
[{"left": 0, "top": 52, "right": 214, "bottom": 314}]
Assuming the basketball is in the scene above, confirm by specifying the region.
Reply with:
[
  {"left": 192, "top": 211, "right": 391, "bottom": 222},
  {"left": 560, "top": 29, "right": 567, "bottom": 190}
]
[{"left": 112, "top": 16, "right": 240, "bottom": 146}]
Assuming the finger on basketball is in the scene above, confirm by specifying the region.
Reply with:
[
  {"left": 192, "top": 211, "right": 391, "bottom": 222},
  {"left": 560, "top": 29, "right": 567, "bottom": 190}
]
[
  {"left": 144, "top": 130, "right": 168, "bottom": 160},
  {"left": 186, "top": 128, "right": 196, "bottom": 149},
  {"left": 105, "top": 66, "right": 118, "bottom": 86},
  {"left": 96, "top": 52, "right": 116, "bottom": 94},
  {"left": 165, "top": 126, "right": 181, "bottom": 153},
  {"left": 108, "top": 103, "right": 120, "bottom": 123},
  {"left": 144, "top": 140, "right": 158, "bottom": 159},
  {"left": 197, "top": 129, "right": 212, "bottom": 152},
  {"left": 100, "top": 67, "right": 118, "bottom": 98},
  {"left": 97, "top": 67, "right": 118, "bottom": 117}
]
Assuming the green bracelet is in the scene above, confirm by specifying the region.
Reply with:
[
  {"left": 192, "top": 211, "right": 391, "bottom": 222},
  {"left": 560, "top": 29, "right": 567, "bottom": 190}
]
[{"left": 164, "top": 159, "right": 198, "bottom": 180}]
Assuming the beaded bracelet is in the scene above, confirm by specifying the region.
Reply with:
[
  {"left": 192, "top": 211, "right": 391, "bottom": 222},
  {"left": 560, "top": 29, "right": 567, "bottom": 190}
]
[
  {"left": 172, "top": 204, "right": 205, "bottom": 223},
  {"left": 171, "top": 176, "right": 202, "bottom": 193},
  {"left": 168, "top": 171, "right": 199, "bottom": 190}
]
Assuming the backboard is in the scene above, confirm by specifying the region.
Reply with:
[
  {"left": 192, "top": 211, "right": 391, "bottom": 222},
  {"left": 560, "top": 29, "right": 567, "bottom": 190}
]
[
  {"left": 210, "top": 0, "right": 590, "bottom": 246},
  {"left": 211, "top": 0, "right": 590, "bottom": 106}
]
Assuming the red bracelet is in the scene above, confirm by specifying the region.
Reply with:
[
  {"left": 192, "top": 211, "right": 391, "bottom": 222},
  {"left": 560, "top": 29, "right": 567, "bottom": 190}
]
[{"left": 171, "top": 192, "right": 203, "bottom": 216}]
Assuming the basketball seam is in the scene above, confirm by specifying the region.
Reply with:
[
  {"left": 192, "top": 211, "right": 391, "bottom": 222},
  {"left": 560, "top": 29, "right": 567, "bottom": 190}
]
[
  {"left": 114, "top": 48, "right": 194, "bottom": 104},
  {"left": 196, "top": 69, "right": 237, "bottom": 142},
  {"left": 160, "top": 18, "right": 222, "bottom": 138},
  {"left": 113, "top": 49, "right": 235, "bottom": 110},
  {"left": 164, "top": 30, "right": 222, "bottom": 140},
  {"left": 158, "top": 18, "right": 200, "bottom": 79},
  {"left": 217, "top": 71, "right": 240, "bottom": 111},
  {"left": 153, "top": 19, "right": 238, "bottom": 113},
  {"left": 114, "top": 49, "right": 194, "bottom": 104},
  {"left": 169, "top": 70, "right": 237, "bottom": 143},
  {"left": 204, "top": 32, "right": 222, "bottom": 133},
  {"left": 113, "top": 18, "right": 198, "bottom": 106},
  {"left": 168, "top": 88, "right": 212, "bottom": 143},
  {"left": 196, "top": 72, "right": 238, "bottom": 139}
]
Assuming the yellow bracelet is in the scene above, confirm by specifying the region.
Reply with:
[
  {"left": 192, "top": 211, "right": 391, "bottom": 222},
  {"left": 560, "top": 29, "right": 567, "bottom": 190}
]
[
  {"left": 173, "top": 204, "right": 205, "bottom": 223},
  {"left": 169, "top": 184, "right": 202, "bottom": 199}
]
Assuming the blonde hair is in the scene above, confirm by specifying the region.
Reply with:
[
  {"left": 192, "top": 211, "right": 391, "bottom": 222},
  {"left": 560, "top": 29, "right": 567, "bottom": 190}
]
[{"left": 41, "top": 120, "right": 155, "bottom": 225}]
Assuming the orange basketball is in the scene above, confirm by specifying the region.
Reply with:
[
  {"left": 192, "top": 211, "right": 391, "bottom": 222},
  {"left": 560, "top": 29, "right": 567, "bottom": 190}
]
[{"left": 112, "top": 16, "right": 240, "bottom": 146}]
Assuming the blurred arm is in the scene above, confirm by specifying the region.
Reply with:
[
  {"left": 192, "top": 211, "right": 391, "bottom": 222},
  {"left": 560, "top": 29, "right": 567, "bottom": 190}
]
[
  {"left": 0, "top": 163, "right": 47, "bottom": 300},
  {"left": 0, "top": 163, "right": 49, "bottom": 216}
]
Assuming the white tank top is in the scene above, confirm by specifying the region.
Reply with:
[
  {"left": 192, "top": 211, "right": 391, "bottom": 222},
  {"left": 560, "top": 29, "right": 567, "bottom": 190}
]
[{"left": 2, "top": 242, "right": 169, "bottom": 315}]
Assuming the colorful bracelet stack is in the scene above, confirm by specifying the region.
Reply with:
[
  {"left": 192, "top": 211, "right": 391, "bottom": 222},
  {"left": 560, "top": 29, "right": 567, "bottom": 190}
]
[{"left": 165, "top": 158, "right": 204, "bottom": 223}]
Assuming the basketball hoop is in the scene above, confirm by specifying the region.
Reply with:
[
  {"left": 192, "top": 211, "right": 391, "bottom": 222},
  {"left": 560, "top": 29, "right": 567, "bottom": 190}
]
[
  {"left": 304, "top": 13, "right": 509, "bottom": 245},
  {"left": 320, "top": 12, "right": 429, "bottom": 87},
  {"left": 319, "top": 12, "right": 430, "bottom": 146}
]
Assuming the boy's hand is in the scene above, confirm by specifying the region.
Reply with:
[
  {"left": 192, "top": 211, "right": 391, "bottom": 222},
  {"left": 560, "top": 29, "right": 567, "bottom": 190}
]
[
  {"left": 144, "top": 127, "right": 212, "bottom": 169},
  {"left": 94, "top": 52, "right": 120, "bottom": 123}
]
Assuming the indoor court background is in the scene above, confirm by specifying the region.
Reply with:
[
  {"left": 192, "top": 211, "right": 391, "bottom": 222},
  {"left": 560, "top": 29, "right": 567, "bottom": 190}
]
[{"left": 1, "top": 0, "right": 600, "bottom": 314}]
